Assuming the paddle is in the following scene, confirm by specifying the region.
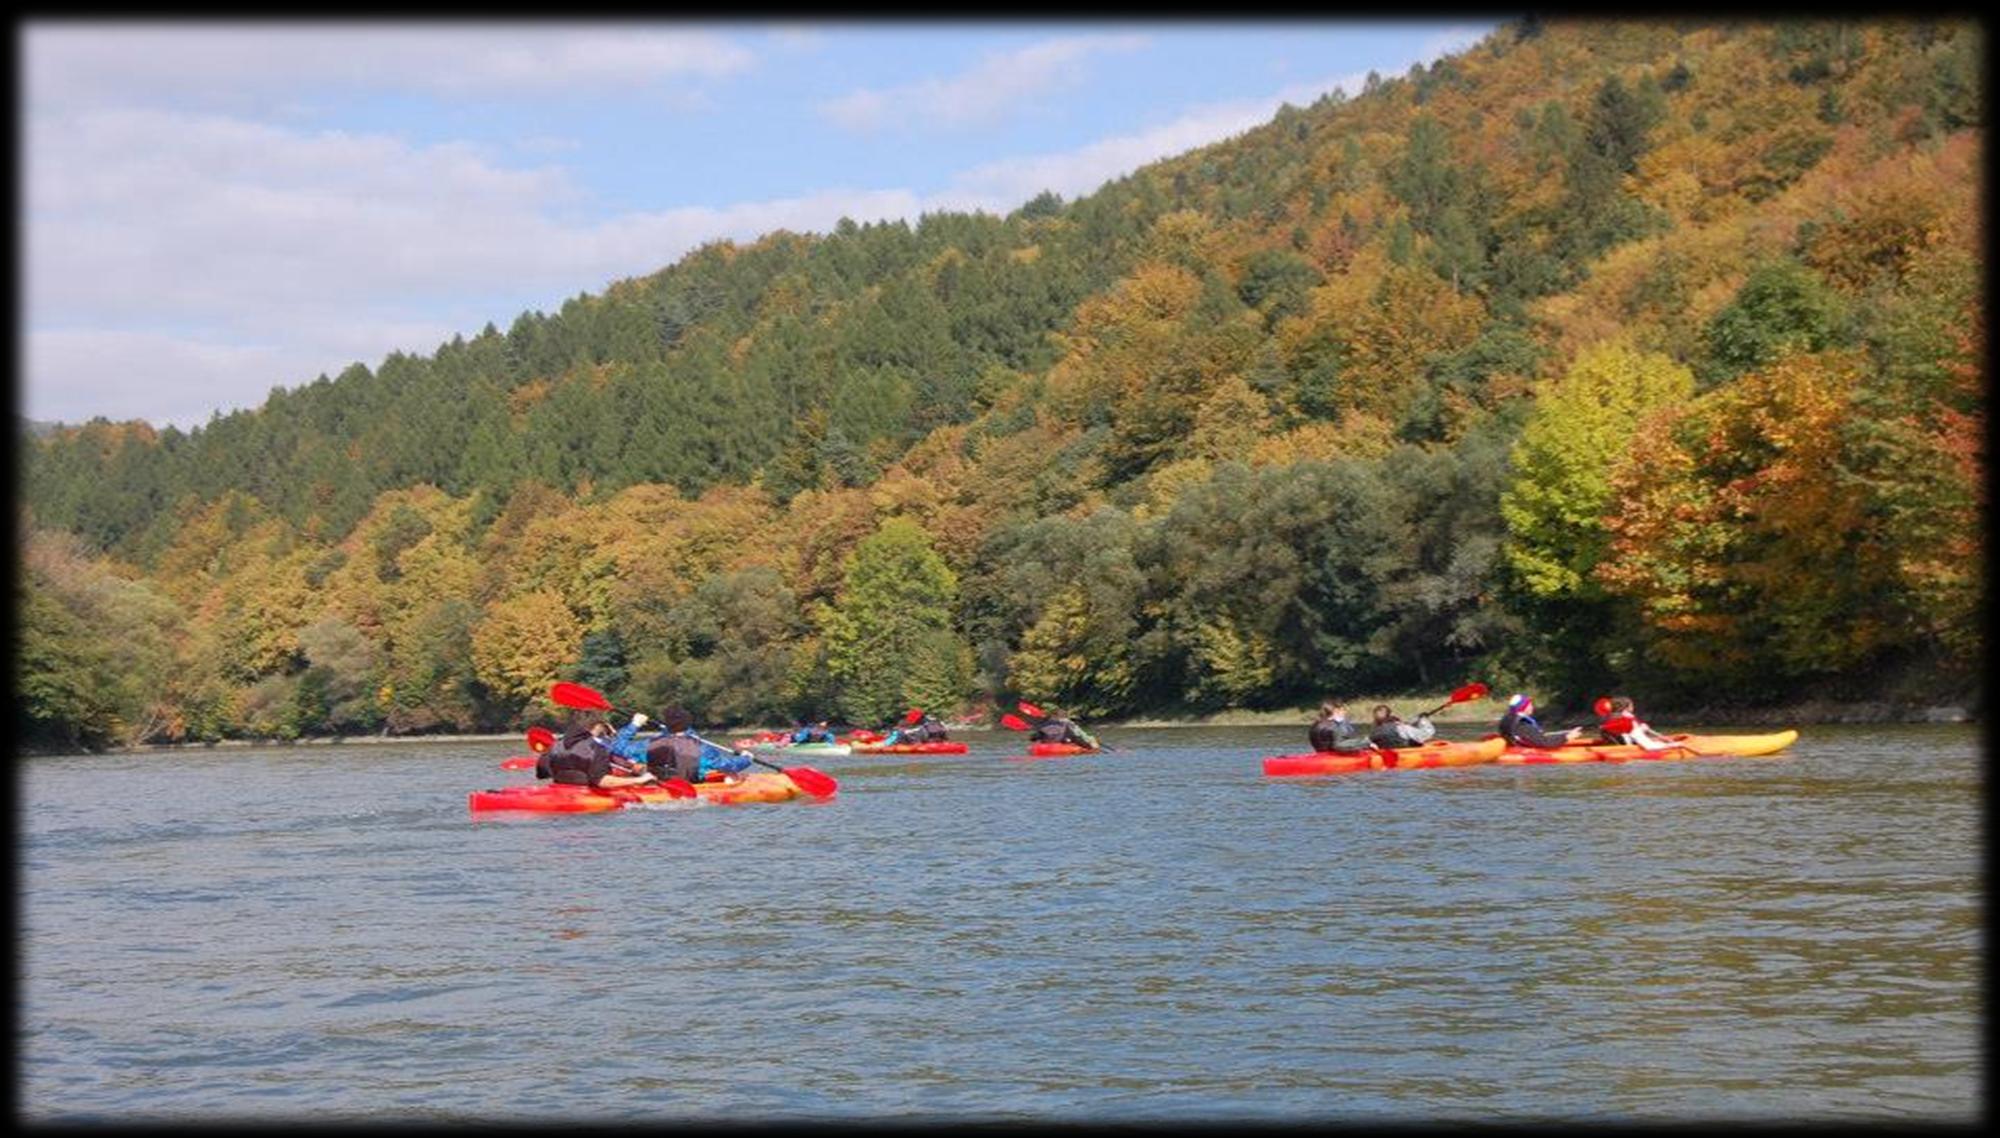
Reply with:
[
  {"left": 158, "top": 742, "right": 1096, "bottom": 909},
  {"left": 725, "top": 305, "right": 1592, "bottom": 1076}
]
[
  {"left": 1412, "top": 682, "right": 1490, "bottom": 719},
  {"left": 548, "top": 682, "right": 837, "bottom": 799}
]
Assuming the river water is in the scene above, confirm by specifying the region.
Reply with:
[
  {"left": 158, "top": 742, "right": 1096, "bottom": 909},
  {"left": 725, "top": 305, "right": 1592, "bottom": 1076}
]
[{"left": 19, "top": 724, "right": 1982, "bottom": 1123}]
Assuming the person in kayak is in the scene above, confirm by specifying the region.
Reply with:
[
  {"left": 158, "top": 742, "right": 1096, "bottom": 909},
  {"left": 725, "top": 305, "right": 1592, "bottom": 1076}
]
[
  {"left": 537, "top": 724, "right": 656, "bottom": 789},
  {"left": 1031, "top": 710, "right": 1100, "bottom": 750},
  {"left": 882, "top": 712, "right": 950, "bottom": 746},
  {"left": 791, "top": 719, "right": 839, "bottom": 745},
  {"left": 1368, "top": 704, "right": 1438, "bottom": 750},
  {"left": 1598, "top": 696, "right": 1676, "bottom": 751},
  {"left": 600, "top": 714, "right": 657, "bottom": 763},
  {"left": 643, "top": 706, "right": 756, "bottom": 783},
  {"left": 1497, "top": 693, "right": 1585, "bottom": 748},
  {"left": 1309, "top": 700, "right": 1374, "bottom": 753}
]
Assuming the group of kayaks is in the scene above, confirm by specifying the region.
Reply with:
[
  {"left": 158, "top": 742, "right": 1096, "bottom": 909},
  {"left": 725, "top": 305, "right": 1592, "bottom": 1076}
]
[
  {"left": 469, "top": 729, "right": 1083, "bottom": 816},
  {"left": 1260, "top": 730, "right": 1800, "bottom": 777},
  {"left": 471, "top": 713, "right": 1804, "bottom": 816},
  {"left": 727, "top": 731, "right": 974, "bottom": 757}
]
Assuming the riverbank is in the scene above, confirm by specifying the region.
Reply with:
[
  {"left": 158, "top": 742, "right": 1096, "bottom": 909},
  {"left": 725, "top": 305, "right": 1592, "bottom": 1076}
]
[{"left": 40, "top": 693, "right": 1976, "bottom": 759}]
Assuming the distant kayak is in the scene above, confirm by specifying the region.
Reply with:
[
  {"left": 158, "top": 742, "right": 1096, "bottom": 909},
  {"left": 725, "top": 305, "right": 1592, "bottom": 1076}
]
[
  {"left": 1498, "top": 729, "right": 1799, "bottom": 764},
  {"left": 1025, "top": 742, "right": 1098, "bottom": 757},
  {"left": 1262, "top": 735, "right": 1504, "bottom": 776},
  {"left": 745, "top": 740, "right": 851, "bottom": 756},
  {"left": 468, "top": 771, "right": 806, "bottom": 814},
  {"left": 850, "top": 740, "right": 968, "bottom": 754}
]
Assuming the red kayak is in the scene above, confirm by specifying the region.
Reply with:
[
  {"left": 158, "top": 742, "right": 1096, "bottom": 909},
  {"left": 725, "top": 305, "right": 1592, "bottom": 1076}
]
[
  {"left": 498, "top": 755, "right": 537, "bottom": 771},
  {"left": 1025, "top": 742, "right": 1098, "bottom": 757}
]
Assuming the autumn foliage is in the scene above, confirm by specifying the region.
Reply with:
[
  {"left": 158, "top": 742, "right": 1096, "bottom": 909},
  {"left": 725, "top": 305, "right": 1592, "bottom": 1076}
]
[{"left": 18, "top": 19, "right": 1983, "bottom": 747}]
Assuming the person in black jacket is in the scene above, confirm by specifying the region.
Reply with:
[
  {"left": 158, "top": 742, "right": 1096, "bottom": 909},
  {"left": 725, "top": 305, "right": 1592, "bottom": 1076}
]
[
  {"left": 1496, "top": 693, "right": 1585, "bottom": 749},
  {"left": 1030, "top": 711, "right": 1099, "bottom": 750},
  {"left": 536, "top": 724, "right": 655, "bottom": 788},
  {"left": 1309, "top": 700, "right": 1374, "bottom": 753},
  {"left": 1368, "top": 704, "right": 1437, "bottom": 750}
]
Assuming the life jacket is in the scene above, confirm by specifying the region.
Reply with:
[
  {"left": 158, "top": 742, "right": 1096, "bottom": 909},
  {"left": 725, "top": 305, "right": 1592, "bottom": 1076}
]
[
  {"left": 545, "top": 729, "right": 611, "bottom": 785},
  {"left": 645, "top": 735, "right": 705, "bottom": 783},
  {"left": 918, "top": 715, "right": 948, "bottom": 741},
  {"left": 1032, "top": 719, "right": 1080, "bottom": 745}
]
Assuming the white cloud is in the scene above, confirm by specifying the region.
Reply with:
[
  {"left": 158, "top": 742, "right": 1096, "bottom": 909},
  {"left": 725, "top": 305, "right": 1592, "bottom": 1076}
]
[
  {"left": 1423, "top": 24, "right": 1491, "bottom": 60},
  {"left": 820, "top": 33, "right": 1149, "bottom": 132},
  {"left": 24, "top": 102, "right": 938, "bottom": 426},
  {"left": 25, "top": 23, "right": 755, "bottom": 110},
  {"left": 946, "top": 68, "right": 1374, "bottom": 206}
]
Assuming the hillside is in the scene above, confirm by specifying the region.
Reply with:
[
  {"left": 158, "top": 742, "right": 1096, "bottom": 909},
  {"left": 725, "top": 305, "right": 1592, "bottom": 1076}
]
[{"left": 18, "top": 18, "right": 1984, "bottom": 750}]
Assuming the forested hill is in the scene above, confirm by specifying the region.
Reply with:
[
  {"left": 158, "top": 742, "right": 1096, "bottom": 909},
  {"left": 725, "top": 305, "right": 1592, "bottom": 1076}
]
[{"left": 20, "top": 19, "right": 1984, "bottom": 750}]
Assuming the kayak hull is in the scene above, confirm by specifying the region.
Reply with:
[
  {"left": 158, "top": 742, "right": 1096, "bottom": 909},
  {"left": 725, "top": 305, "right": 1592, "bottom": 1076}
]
[
  {"left": 850, "top": 741, "right": 968, "bottom": 754},
  {"left": 1500, "top": 729, "right": 1800, "bottom": 764},
  {"left": 468, "top": 771, "right": 805, "bottom": 814},
  {"left": 746, "top": 741, "right": 851, "bottom": 756},
  {"left": 1026, "top": 742, "right": 1098, "bottom": 756},
  {"left": 1262, "top": 736, "right": 1504, "bottom": 777}
]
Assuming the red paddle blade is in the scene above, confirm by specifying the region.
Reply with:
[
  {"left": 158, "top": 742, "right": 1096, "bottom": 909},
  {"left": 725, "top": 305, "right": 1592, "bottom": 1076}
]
[
  {"left": 1017, "top": 701, "right": 1047, "bottom": 718},
  {"left": 902, "top": 707, "right": 923, "bottom": 724},
  {"left": 526, "top": 726, "right": 556, "bottom": 752},
  {"left": 1593, "top": 697, "right": 1613, "bottom": 717},
  {"left": 999, "top": 713, "right": 1032, "bottom": 731},
  {"left": 550, "top": 681, "right": 612, "bottom": 711},
  {"left": 661, "top": 778, "right": 697, "bottom": 799},
  {"left": 1601, "top": 714, "right": 1636, "bottom": 734},
  {"left": 499, "top": 756, "right": 537, "bottom": 771},
  {"left": 781, "top": 766, "right": 839, "bottom": 798},
  {"left": 1453, "top": 683, "right": 1489, "bottom": 704}
]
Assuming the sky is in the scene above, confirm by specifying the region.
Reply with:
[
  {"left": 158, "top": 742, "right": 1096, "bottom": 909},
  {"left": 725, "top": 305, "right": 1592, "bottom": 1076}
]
[{"left": 22, "top": 20, "right": 1497, "bottom": 429}]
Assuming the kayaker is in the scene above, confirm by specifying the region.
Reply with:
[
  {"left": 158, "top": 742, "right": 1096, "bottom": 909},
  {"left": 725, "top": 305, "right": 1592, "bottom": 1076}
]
[
  {"left": 601, "top": 714, "right": 656, "bottom": 763},
  {"left": 538, "top": 725, "right": 656, "bottom": 789},
  {"left": 643, "top": 706, "right": 756, "bottom": 783},
  {"left": 1497, "top": 693, "right": 1585, "bottom": 748},
  {"left": 1598, "top": 696, "right": 1676, "bottom": 751},
  {"left": 1031, "top": 711, "right": 1100, "bottom": 751},
  {"left": 791, "top": 719, "right": 838, "bottom": 745},
  {"left": 1308, "top": 700, "right": 1374, "bottom": 753},
  {"left": 882, "top": 713, "right": 950, "bottom": 746},
  {"left": 1367, "top": 704, "right": 1437, "bottom": 749}
]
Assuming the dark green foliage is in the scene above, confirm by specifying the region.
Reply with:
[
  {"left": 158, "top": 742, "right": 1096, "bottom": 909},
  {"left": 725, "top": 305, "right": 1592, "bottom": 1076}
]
[{"left": 1699, "top": 260, "right": 1854, "bottom": 386}]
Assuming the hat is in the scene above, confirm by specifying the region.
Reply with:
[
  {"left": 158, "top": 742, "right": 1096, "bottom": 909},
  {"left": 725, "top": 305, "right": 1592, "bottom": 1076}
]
[{"left": 1506, "top": 693, "right": 1532, "bottom": 712}]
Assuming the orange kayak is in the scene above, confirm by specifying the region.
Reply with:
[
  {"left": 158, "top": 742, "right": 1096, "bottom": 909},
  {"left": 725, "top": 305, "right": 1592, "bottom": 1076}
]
[
  {"left": 468, "top": 771, "right": 806, "bottom": 814},
  {"left": 1498, "top": 729, "right": 1800, "bottom": 764},
  {"left": 1262, "top": 735, "right": 1504, "bottom": 776}
]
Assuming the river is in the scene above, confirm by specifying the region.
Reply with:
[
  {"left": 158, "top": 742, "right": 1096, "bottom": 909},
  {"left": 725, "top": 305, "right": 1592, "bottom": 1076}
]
[{"left": 19, "top": 724, "right": 1981, "bottom": 1123}]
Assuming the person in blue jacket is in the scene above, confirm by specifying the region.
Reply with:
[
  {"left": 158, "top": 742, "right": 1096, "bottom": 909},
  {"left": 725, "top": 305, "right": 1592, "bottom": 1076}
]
[
  {"left": 642, "top": 706, "right": 756, "bottom": 783},
  {"left": 791, "top": 719, "right": 839, "bottom": 744}
]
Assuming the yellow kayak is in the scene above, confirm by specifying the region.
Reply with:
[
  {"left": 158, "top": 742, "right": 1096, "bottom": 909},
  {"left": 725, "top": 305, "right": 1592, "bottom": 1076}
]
[{"left": 1499, "top": 729, "right": 1800, "bottom": 764}]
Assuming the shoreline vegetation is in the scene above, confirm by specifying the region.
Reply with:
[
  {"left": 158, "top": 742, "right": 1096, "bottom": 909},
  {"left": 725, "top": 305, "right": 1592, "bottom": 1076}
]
[
  {"left": 18, "top": 23, "right": 1983, "bottom": 760},
  {"left": 54, "top": 695, "right": 1976, "bottom": 758}
]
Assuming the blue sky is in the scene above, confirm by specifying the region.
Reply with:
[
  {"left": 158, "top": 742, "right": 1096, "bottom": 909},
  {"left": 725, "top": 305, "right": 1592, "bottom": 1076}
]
[{"left": 23, "top": 20, "right": 1496, "bottom": 428}]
